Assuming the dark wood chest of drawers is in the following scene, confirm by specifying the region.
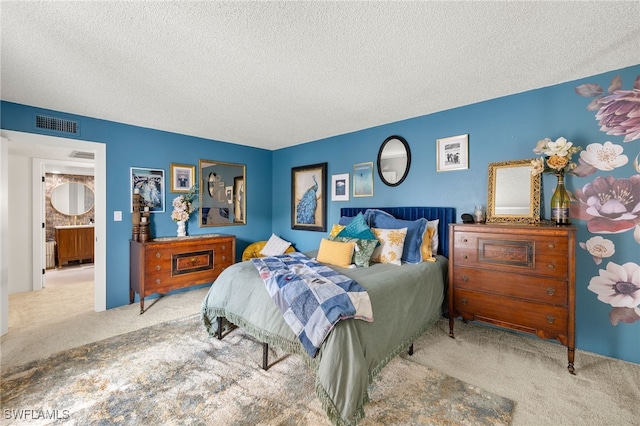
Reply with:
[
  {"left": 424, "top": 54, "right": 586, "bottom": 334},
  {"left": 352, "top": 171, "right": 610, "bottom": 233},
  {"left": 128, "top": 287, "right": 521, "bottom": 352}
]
[
  {"left": 448, "top": 223, "right": 576, "bottom": 373},
  {"left": 130, "top": 234, "right": 235, "bottom": 314}
]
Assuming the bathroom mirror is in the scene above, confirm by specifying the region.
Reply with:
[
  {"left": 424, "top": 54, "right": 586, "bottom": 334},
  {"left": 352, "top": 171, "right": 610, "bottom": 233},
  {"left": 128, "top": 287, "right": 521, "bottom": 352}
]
[
  {"left": 486, "top": 159, "right": 540, "bottom": 224},
  {"left": 51, "top": 182, "right": 95, "bottom": 215},
  {"left": 199, "top": 159, "right": 246, "bottom": 226},
  {"left": 377, "top": 135, "right": 411, "bottom": 186}
]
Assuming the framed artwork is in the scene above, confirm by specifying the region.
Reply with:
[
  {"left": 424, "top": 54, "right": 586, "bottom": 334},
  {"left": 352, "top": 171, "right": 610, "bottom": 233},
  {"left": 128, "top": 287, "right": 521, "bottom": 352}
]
[
  {"left": 170, "top": 163, "right": 195, "bottom": 192},
  {"left": 331, "top": 173, "right": 350, "bottom": 202},
  {"left": 233, "top": 176, "right": 244, "bottom": 223},
  {"left": 436, "top": 134, "right": 469, "bottom": 172},
  {"left": 353, "top": 162, "right": 374, "bottom": 197},
  {"left": 291, "top": 162, "right": 327, "bottom": 231},
  {"left": 130, "top": 167, "right": 165, "bottom": 212}
]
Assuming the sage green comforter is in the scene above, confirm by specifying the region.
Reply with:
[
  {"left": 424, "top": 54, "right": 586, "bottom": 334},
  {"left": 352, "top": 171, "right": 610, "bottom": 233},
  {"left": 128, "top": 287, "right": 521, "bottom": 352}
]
[{"left": 201, "top": 252, "right": 448, "bottom": 426}]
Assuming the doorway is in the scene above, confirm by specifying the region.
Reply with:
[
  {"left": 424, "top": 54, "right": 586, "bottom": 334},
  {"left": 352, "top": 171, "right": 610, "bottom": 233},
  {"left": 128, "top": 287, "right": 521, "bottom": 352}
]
[{"left": 0, "top": 130, "right": 106, "bottom": 336}]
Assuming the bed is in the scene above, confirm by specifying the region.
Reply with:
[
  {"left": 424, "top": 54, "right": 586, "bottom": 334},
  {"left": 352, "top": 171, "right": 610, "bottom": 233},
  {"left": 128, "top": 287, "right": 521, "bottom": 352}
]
[{"left": 201, "top": 206, "right": 456, "bottom": 426}]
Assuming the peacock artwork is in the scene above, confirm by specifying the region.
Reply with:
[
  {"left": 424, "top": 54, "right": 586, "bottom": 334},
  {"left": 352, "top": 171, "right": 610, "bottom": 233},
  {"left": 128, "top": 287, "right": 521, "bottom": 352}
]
[{"left": 292, "top": 163, "right": 327, "bottom": 231}]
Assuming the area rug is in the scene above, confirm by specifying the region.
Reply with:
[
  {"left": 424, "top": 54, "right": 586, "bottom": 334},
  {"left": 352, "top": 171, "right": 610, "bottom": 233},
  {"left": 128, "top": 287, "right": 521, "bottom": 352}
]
[{"left": 1, "top": 315, "right": 514, "bottom": 425}]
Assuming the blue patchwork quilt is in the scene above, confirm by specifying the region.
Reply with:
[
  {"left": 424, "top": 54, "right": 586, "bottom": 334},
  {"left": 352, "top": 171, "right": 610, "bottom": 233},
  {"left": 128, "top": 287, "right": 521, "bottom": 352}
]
[{"left": 252, "top": 252, "right": 373, "bottom": 357}]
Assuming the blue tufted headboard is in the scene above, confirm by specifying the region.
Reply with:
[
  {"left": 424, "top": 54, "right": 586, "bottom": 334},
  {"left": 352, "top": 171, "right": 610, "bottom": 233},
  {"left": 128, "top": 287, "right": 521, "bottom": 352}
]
[{"left": 339, "top": 207, "right": 456, "bottom": 257}]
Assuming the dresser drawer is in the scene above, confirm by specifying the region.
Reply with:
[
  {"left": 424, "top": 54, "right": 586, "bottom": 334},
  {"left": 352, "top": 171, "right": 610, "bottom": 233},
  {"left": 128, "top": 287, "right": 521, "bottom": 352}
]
[
  {"left": 453, "top": 232, "right": 568, "bottom": 278},
  {"left": 453, "top": 289, "right": 568, "bottom": 337},
  {"left": 452, "top": 266, "right": 568, "bottom": 306}
]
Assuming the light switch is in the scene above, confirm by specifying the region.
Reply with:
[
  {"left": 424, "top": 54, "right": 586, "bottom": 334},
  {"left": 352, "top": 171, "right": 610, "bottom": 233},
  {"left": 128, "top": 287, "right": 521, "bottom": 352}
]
[{"left": 114, "top": 211, "right": 122, "bottom": 221}]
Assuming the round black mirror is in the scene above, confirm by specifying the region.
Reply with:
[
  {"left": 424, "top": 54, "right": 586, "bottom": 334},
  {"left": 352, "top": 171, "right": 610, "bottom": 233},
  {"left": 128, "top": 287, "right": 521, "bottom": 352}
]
[{"left": 377, "top": 135, "right": 411, "bottom": 186}]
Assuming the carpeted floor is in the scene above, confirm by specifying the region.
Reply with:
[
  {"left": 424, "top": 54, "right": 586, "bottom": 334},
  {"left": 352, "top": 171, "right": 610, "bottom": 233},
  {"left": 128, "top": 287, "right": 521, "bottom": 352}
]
[{"left": 1, "top": 314, "right": 514, "bottom": 426}]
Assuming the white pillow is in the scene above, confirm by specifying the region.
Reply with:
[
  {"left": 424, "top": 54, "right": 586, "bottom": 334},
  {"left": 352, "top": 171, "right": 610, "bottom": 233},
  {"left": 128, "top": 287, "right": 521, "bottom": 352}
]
[
  {"left": 260, "top": 234, "right": 292, "bottom": 256},
  {"left": 428, "top": 219, "right": 439, "bottom": 253}
]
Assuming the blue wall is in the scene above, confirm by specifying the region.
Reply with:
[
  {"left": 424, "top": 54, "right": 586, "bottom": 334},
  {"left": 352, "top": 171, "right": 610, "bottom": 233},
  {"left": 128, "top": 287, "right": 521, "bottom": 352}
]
[
  {"left": 2, "top": 63, "right": 639, "bottom": 363},
  {"left": 272, "top": 64, "right": 640, "bottom": 364},
  {"left": 1, "top": 102, "right": 273, "bottom": 309}
]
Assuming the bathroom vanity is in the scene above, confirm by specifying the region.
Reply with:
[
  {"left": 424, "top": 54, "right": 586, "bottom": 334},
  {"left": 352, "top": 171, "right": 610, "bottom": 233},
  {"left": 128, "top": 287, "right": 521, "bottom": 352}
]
[{"left": 55, "top": 225, "right": 95, "bottom": 268}]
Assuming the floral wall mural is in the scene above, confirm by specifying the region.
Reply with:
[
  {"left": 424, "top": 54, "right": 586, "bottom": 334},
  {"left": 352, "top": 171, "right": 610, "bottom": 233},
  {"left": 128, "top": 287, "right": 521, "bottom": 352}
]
[{"left": 575, "top": 74, "right": 640, "bottom": 328}]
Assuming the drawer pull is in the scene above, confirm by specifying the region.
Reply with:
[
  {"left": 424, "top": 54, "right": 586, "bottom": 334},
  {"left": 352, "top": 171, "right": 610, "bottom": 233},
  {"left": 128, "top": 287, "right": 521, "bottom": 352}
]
[
  {"left": 462, "top": 238, "right": 468, "bottom": 243},
  {"left": 156, "top": 265, "right": 161, "bottom": 271},
  {"left": 461, "top": 298, "right": 468, "bottom": 306},
  {"left": 548, "top": 263, "right": 555, "bottom": 269},
  {"left": 463, "top": 255, "right": 468, "bottom": 260},
  {"left": 221, "top": 255, "right": 226, "bottom": 261},
  {"left": 156, "top": 278, "right": 161, "bottom": 284},
  {"left": 548, "top": 243, "right": 555, "bottom": 249},
  {"left": 156, "top": 252, "right": 161, "bottom": 258},
  {"left": 221, "top": 245, "right": 226, "bottom": 250},
  {"left": 462, "top": 275, "right": 469, "bottom": 282},
  {"left": 190, "top": 257, "right": 196, "bottom": 265},
  {"left": 547, "top": 287, "right": 555, "bottom": 296},
  {"left": 547, "top": 315, "right": 555, "bottom": 324}
]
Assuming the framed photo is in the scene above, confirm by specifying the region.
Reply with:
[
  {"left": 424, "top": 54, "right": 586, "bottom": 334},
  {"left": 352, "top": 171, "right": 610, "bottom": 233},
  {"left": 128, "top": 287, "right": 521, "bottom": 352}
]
[
  {"left": 131, "top": 167, "right": 165, "bottom": 212},
  {"left": 291, "top": 162, "right": 327, "bottom": 231},
  {"left": 436, "top": 134, "right": 469, "bottom": 172},
  {"left": 331, "top": 173, "right": 349, "bottom": 202},
  {"left": 170, "top": 163, "right": 195, "bottom": 192},
  {"left": 353, "top": 162, "right": 374, "bottom": 197}
]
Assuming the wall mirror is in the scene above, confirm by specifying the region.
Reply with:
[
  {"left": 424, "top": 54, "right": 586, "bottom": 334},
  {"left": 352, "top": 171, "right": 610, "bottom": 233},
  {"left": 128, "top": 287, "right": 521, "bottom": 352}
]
[
  {"left": 199, "top": 159, "right": 246, "bottom": 226},
  {"left": 377, "top": 135, "right": 411, "bottom": 186},
  {"left": 486, "top": 159, "right": 540, "bottom": 224},
  {"left": 51, "top": 182, "right": 94, "bottom": 215}
]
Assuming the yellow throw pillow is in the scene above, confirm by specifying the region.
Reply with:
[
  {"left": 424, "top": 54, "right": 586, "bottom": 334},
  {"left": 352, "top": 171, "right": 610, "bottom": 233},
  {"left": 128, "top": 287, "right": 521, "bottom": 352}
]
[
  {"left": 328, "top": 224, "right": 346, "bottom": 238},
  {"left": 420, "top": 226, "right": 436, "bottom": 262},
  {"left": 317, "top": 238, "right": 355, "bottom": 268},
  {"left": 370, "top": 228, "right": 407, "bottom": 266}
]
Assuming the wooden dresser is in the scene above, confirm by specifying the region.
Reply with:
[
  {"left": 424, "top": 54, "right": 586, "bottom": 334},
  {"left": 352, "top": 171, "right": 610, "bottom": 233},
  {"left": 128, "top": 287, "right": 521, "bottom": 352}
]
[
  {"left": 130, "top": 234, "right": 235, "bottom": 314},
  {"left": 448, "top": 223, "right": 576, "bottom": 373},
  {"left": 55, "top": 225, "right": 95, "bottom": 268}
]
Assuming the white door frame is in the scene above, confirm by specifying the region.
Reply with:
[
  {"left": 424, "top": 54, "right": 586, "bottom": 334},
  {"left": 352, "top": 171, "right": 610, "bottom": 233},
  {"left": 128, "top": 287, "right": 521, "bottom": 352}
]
[{"left": 1, "top": 130, "right": 106, "bottom": 317}]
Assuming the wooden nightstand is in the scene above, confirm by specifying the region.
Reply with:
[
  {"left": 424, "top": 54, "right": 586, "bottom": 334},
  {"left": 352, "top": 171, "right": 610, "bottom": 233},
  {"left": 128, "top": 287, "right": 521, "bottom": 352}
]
[{"left": 448, "top": 223, "right": 576, "bottom": 374}]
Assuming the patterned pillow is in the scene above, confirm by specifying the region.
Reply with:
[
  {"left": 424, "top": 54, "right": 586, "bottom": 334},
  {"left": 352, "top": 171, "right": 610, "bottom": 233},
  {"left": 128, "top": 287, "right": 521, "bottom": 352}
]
[
  {"left": 370, "top": 228, "right": 407, "bottom": 266},
  {"left": 331, "top": 236, "right": 378, "bottom": 267},
  {"left": 428, "top": 219, "right": 440, "bottom": 254},
  {"left": 260, "top": 233, "right": 292, "bottom": 256},
  {"left": 317, "top": 238, "right": 355, "bottom": 268},
  {"left": 336, "top": 212, "right": 378, "bottom": 242},
  {"left": 366, "top": 209, "right": 427, "bottom": 264},
  {"left": 328, "top": 224, "right": 346, "bottom": 238}
]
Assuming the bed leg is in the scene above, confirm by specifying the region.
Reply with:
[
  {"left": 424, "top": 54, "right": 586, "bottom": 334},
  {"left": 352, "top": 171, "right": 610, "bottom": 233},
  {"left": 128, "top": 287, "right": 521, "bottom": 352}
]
[
  {"left": 408, "top": 343, "right": 414, "bottom": 356},
  {"left": 262, "top": 342, "right": 269, "bottom": 370},
  {"left": 217, "top": 317, "right": 223, "bottom": 340}
]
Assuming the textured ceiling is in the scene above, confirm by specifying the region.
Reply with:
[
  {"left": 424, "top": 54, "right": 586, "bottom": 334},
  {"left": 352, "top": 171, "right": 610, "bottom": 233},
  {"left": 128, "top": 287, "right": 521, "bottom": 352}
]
[{"left": 2, "top": 1, "right": 639, "bottom": 151}]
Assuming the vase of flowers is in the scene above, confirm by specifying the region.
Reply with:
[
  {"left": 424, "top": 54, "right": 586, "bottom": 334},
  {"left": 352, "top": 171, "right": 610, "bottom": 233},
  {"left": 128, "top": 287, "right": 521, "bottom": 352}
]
[
  {"left": 531, "top": 137, "right": 582, "bottom": 225},
  {"left": 171, "top": 186, "right": 198, "bottom": 237}
]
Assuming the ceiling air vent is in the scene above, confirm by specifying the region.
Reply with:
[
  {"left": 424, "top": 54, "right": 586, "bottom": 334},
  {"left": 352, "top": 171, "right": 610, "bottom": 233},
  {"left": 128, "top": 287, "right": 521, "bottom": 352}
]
[
  {"left": 35, "top": 114, "right": 78, "bottom": 134},
  {"left": 69, "top": 150, "right": 94, "bottom": 160}
]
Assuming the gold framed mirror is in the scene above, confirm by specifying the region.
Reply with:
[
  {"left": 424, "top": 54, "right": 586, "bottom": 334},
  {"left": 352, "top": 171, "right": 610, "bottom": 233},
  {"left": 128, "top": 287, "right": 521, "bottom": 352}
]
[
  {"left": 486, "top": 159, "right": 540, "bottom": 224},
  {"left": 199, "top": 159, "right": 246, "bottom": 226}
]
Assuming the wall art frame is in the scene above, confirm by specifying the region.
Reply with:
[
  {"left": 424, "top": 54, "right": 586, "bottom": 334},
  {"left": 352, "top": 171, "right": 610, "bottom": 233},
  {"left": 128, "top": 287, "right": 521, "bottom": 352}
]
[
  {"left": 331, "top": 173, "right": 350, "bottom": 202},
  {"left": 353, "top": 162, "right": 374, "bottom": 197},
  {"left": 436, "top": 134, "right": 469, "bottom": 172},
  {"left": 130, "top": 167, "right": 165, "bottom": 213},
  {"left": 291, "top": 162, "right": 327, "bottom": 231},
  {"left": 169, "top": 163, "right": 195, "bottom": 193}
]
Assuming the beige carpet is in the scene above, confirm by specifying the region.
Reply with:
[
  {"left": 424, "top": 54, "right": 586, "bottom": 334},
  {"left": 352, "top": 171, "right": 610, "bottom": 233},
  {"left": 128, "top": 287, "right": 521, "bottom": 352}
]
[{"left": 2, "top": 268, "right": 639, "bottom": 425}]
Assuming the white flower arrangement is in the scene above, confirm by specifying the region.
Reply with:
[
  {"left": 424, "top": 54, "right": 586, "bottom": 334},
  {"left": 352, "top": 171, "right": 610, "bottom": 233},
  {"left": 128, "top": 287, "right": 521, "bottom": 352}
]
[
  {"left": 530, "top": 137, "right": 582, "bottom": 176},
  {"left": 171, "top": 186, "right": 197, "bottom": 222}
]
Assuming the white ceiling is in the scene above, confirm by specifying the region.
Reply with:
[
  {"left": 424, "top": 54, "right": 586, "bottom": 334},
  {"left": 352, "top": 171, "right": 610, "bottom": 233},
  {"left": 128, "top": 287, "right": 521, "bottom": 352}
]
[{"left": 2, "top": 1, "right": 639, "bottom": 152}]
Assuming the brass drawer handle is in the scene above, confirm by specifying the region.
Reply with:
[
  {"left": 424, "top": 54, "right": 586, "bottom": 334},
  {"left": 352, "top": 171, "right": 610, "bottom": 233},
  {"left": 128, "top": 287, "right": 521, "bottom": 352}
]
[
  {"left": 548, "top": 263, "right": 555, "bottom": 269},
  {"left": 547, "top": 287, "right": 555, "bottom": 296},
  {"left": 221, "top": 245, "right": 226, "bottom": 250},
  {"left": 548, "top": 243, "right": 555, "bottom": 249},
  {"left": 156, "top": 265, "right": 161, "bottom": 271},
  {"left": 462, "top": 238, "right": 468, "bottom": 243},
  {"left": 547, "top": 315, "right": 555, "bottom": 324},
  {"left": 221, "top": 255, "right": 226, "bottom": 261},
  {"left": 462, "top": 275, "right": 469, "bottom": 282},
  {"left": 156, "top": 278, "right": 161, "bottom": 284},
  {"left": 461, "top": 298, "right": 468, "bottom": 306},
  {"left": 190, "top": 257, "right": 197, "bottom": 265},
  {"left": 156, "top": 252, "right": 161, "bottom": 258},
  {"left": 463, "top": 255, "right": 468, "bottom": 260}
]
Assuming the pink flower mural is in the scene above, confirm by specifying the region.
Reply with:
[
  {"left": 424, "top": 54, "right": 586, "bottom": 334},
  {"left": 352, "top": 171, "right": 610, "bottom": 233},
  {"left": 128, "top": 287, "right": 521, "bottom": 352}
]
[{"left": 576, "top": 74, "right": 640, "bottom": 143}]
